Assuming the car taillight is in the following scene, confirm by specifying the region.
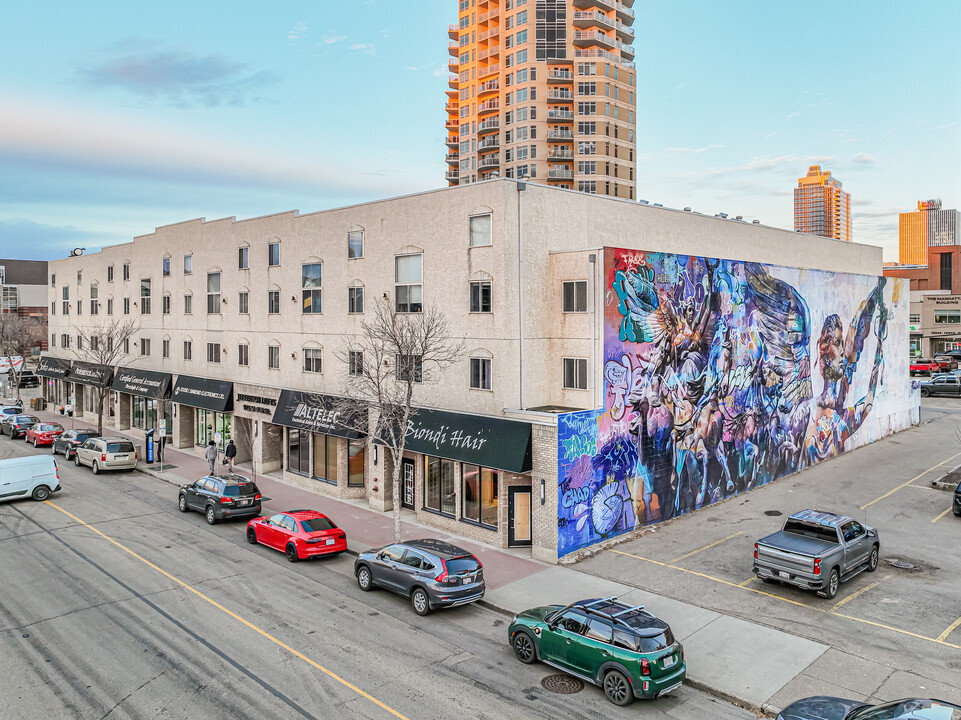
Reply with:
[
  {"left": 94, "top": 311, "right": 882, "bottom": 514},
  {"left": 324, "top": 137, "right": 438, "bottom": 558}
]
[
  {"left": 640, "top": 658, "right": 650, "bottom": 676},
  {"left": 680, "top": 644, "right": 684, "bottom": 661},
  {"left": 754, "top": 543, "right": 758, "bottom": 560},
  {"left": 254, "top": 493, "right": 262, "bottom": 500},
  {"left": 813, "top": 558, "right": 821, "bottom": 576},
  {"left": 220, "top": 497, "right": 233, "bottom": 504},
  {"left": 101, "top": 453, "right": 107, "bottom": 462},
  {"left": 436, "top": 558, "right": 450, "bottom": 583},
  {"left": 337, "top": 533, "right": 346, "bottom": 540}
]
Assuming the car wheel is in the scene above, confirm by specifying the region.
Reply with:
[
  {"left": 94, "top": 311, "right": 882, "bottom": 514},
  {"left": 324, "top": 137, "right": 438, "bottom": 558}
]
[
  {"left": 868, "top": 545, "right": 879, "bottom": 572},
  {"left": 285, "top": 544, "right": 300, "bottom": 563},
  {"left": 822, "top": 568, "right": 840, "bottom": 600},
  {"left": 31, "top": 485, "right": 51, "bottom": 502},
  {"left": 205, "top": 505, "right": 217, "bottom": 525},
  {"left": 33, "top": 438, "right": 39, "bottom": 448},
  {"left": 178, "top": 494, "right": 188, "bottom": 513},
  {"left": 411, "top": 587, "right": 431, "bottom": 616},
  {"left": 91, "top": 461, "right": 100, "bottom": 475},
  {"left": 74, "top": 454, "right": 82, "bottom": 467},
  {"left": 246, "top": 527, "right": 258, "bottom": 545},
  {"left": 512, "top": 631, "right": 537, "bottom": 664},
  {"left": 603, "top": 669, "right": 633, "bottom": 706},
  {"left": 357, "top": 565, "right": 373, "bottom": 591},
  {"left": 920, "top": 388, "right": 930, "bottom": 397}
]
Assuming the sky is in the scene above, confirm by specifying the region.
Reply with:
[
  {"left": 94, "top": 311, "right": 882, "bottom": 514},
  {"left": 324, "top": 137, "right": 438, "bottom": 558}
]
[{"left": 1, "top": 0, "right": 958, "bottom": 264}]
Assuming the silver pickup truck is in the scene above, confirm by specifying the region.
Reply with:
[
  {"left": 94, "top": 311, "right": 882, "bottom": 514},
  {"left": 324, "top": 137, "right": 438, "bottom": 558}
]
[{"left": 753, "top": 509, "right": 880, "bottom": 599}]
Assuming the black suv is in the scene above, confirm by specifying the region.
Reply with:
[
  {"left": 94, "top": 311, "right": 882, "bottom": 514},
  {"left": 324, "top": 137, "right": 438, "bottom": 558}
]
[
  {"left": 52, "top": 428, "right": 102, "bottom": 460},
  {"left": 18, "top": 371, "right": 39, "bottom": 388},
  {"left": 354, "top": 538, "right": 485, "bottom": 616},
  {"left": 178, "top": 474, "right": 262, "bottom": 525}
]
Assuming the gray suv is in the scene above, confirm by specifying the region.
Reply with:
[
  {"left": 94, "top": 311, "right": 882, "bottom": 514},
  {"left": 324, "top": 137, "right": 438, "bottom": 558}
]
[{"left": 354, "top": 538, "right": 485, "bottom": 616}]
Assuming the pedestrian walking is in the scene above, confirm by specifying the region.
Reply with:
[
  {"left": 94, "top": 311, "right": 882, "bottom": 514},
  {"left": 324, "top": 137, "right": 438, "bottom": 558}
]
[
  {"left": 225, "top": 438, "right": 237, "bottom": 472},
  {"left": 205, "top": 440, "right": 218, "bottom": 475}
]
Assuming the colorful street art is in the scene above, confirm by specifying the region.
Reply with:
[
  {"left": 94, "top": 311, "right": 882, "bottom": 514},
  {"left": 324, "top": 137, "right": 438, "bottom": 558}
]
[{"left": 557, "top": 248, "right": 914, "bottom": 557}]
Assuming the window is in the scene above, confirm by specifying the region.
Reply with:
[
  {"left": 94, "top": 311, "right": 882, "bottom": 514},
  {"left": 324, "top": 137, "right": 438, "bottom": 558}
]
[
  {"left": 287, "top": 428, "right": 309, "bottom": 475},
  {"left": 395, "top": 254, "right": 423, "bottom": 313},
  {"left": 424, "top": 456, "right": 456, "bottom": 515},
  {"left": 184, "top": 341, "right": 192, "bottom": 360},
  {"left": 123, "top": 338, "right": 130, "bottom": 354},
  {"left": 183, "top": 255, "right": 192, "bottom": 274},
  {"left": 516, "top": 29, "right": 527, "bottom": 44},
  {"left": 578, "top": 82, "right": 596, "bottom": 95},
  {"left": 268, "top": 345, "right": 280, "bottom": 369},
  {"left": 563, "top": 357, "right": 588, "bottom": 389},
  {"left": 934, "top": 310, "right": 961, "bottom": 324},
  {"left": 462, "top": 464, "right": 498, "bottom": 526},
  {"left": 578, "top": 141, "right": 596, "bottom": 155},
  {"left": 238, "top": 291, "right": 249, "bottom": 314},
  {"left": 577, "top": 121, "right": 596, "bottom": 135},
  {"left": 909, "top": 313, "right": 920, "bottom": 323},
  {"left": 578, "top": 161, "right": 597, "bottom": 174},
  {"left": 123, "top": 297, "right": 130, "bottom": 315},
  {"left": 348, "top": 286, "right": 364, "bottom": 314},
  {"left": 90, "top": 284, "right": 99, "bottom": 314},
  {"left": 77, "top": 335, "right": 83, "bottom": 351},
  {"left": 563, "top": 280, "right": 588, "bottom": 312},
  {"left": 91, "top": 336, "right": 99, "bottom": 352},
  {"left": 396, "top": 354, "right": 423, "bottom": 383},
  {"left": 122, "top": 263, "right": 130, "bottom": 281},
  {"left": 238, "top": 246, "right": 249, "bottom": 269},
  {"left": 578, "top": 181, "right": 597, "bottom": 194},
  {"left": 140, "top": 278, "right": 151, "bottom": 314},
  {"left": 184, "top": 293, "right": 193, "bottom": 314},
  {"left": 162, "top": 257, "right": 170, "bottom": 277},
  {"left": 268, "top": 242, "right": 280, "bottom": 266},
  {"left": 941, "top": 252, "right": 952, "bottom": 291},
  {"left": 470, "top": 214, "right": 492, "bottom": 246},
  {"left": 268, "top": 290, "right": 280, "bottom": 314},
  {"left": 162, "top": 339, "right": 170, "bottom": 358},
  {"left": 303, "top": 347, "right": 323, "bottom": 373},
  {"left": 470, "top": 357, "right": 492, "bottom": 390},
  {"left": 470, "top": 281, "right": 492, "bottom": 312},
  {"left": 348, "top": 350, "right": 364, "bottom": 377},
  {"left": 61, "top": 334, "right": 70, "bottom": 348},
  {"left": 578, "top": 62, "right": 596, "bottom": 75},
  {"left": 207, "top": 272, "right": 221, "bottom": 314},
  {"left": 207, "top": 343, "right": 221, "bottom": 363},
  {"left": 107, "top": 298, "right": 114, "bottom": 315},
  {"left": 140, "top": 338, "right": 151, "bottom": 356},
  {"left": 77, "top": 270, "right": 83, "bottom": 285},
  {"left": 348, "top": 439, "right": 365, "bottom": 487},
  {"left": 237, "top": 343, "right": 249, "bottom": 366},
  {"left": 312, "top": 434, "right": 339, "bottom": 483},
  {"left": 50, "top": 273, "right": 56, "bottom": 287},
  {"left": 302, "top": 263, "right": 322, "bottom": 313},
  {"left": 162, "top": 294, "right": 171, "bottom": 314},
  {"left": 107, "top": 266, "right": 113, "bottom": 282}
]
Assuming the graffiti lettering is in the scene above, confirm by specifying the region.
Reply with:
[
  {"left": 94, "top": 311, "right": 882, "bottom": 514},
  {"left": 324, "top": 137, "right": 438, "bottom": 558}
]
[
  {"left": 561, "top": 486, "right": 591, "bottom": 509},
  {"left": 562, "top": 434, "right": 596, "bottom": 461}
]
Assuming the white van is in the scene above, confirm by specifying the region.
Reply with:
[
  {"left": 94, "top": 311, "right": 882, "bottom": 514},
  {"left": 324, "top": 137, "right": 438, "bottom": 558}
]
[{"left": 0, "top": 455, "right": 61, "bottom": 503}]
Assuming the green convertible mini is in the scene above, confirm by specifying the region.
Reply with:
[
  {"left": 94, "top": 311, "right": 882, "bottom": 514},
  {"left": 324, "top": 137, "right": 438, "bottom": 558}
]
[{"left": 507, "top": 596, "right": 686, "bottom": 706}]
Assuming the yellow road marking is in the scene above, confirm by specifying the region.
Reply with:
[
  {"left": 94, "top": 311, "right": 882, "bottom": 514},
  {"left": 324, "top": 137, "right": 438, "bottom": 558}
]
[
  {"left": 832, "top": 612, "right": 961, "bottom": 650},
  {"left": 938, "top": 615, "right": 961, "bottom": 643},
  {"left": 932, "top": 506, "right": 954, "bottom": 524},
  {"left": 860, "top": 450, "right": 961, "bottom": 510},
  {"left": 831, "top": 576, "right": 889, "bottom": 612},
  {"left": 45, "top": 501, "right": 411, "bottom": 720},
  {"left": 738, "top": 577, "right": 756, "bottom": 587},
  {"left": 669, "top": 532, "right": 743, "bottom": 564}
]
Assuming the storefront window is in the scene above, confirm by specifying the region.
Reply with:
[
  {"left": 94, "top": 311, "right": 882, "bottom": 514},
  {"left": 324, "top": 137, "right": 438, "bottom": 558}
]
[
  {"left": 425, "top": 456, "right": 456, "bottom": 516},
  {"left": 313, "top": 434, "right": 339, "bottom": 483},
  {"left": 462, "top": 464, "right": 498, "bottom": 527},
  {"left": 133, "top": 397, "right": 171, "bottom": 431},
  {"left": 197, "top": 408, "right": 232, "bottom": 451},
  {"left": 288, "top": 429, "right": 309, "bottom": 475},
  {"left": 133, "top": 396, "right": 144, "bottom": 428},
  {"left": 348, "top": 439, "right": 365, "bottom": 487}
]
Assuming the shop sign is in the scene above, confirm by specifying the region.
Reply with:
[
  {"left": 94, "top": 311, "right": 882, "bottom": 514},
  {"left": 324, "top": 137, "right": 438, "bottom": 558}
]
[
  {"left": 70, "top": 361, "right": 114, "bottom": 387},
  {"left": 236, "top": 391, "right": 278, "bottom": 416},
  {"left": 272, "top": 390, "right": 363, "bottom": 438},
  {"left": 111, "top": 367, "right": 172, "bottom": 399},
  {"left": 403, "top": 408, "right": 532, "bottom": 473},
  {"left": 36, "top": 355, "right": 71, "bottom": 379},
  {"left": 172, "top": 374, "right": 233, "bottom": 412}
]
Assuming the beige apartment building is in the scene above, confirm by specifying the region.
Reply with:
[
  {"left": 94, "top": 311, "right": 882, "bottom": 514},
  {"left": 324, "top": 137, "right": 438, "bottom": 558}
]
[{"left": 43, "top": 180, "right": 904, "bottom": 563}]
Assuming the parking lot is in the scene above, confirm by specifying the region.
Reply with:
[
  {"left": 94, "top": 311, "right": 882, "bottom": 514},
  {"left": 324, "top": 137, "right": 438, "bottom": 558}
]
[{"left": 577, "top": 397, "right": 961, "bottom": 703}]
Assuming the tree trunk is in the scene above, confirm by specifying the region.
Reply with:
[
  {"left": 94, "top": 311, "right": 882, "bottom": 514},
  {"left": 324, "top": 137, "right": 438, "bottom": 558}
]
[
  {"left": 96, "top": 388, "right": 105, "bottom": 436},
  {"left": 391, "top": 450, "right": 402, "bottom": 542}
]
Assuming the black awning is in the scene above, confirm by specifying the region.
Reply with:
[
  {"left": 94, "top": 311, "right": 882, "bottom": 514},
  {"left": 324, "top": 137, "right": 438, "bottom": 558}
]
[
  {"left": 271, "top": 390, "right": 364, "bottom": 439},
  {"left": 70, "top": 361, "right": 114, "bottom": 388},
  {"left": 36, "top": 355, "right": 72, "bottom": 379},
  {"left": 111, "top": 366, "right": 171, "bottom": 399},
  {"left": 172, "top": 374, "right": 233, "bottom": 412},
  {"left": 404, "top": 409, "right": 532, "bottom": 473}
]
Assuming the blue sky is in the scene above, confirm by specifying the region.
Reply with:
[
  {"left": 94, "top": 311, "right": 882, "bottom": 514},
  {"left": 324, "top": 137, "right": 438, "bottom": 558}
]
[{"left": 1, "top": 0, "right": 958, "bottom": 263}]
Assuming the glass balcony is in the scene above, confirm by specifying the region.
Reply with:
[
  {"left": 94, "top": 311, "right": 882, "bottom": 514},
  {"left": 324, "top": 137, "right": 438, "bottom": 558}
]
[
  {"left": 547, "top": 129, "right": 574, "bottom": 141},
  {"left": 548, "top": 109, "right": 575, "bottom": 121},
  {"left": 478, "top": 118, "right": 500, "bottom": 134},
  {"left": 478, "top": 154, "right": 501, "bottom": 170},
  {"left": 573, "top": 30, "right": 617, "bottom": 50},
  {"left": 478, "top": 136, "right": 500, "bottom": 150},
  {"left": 548, "top": 148, "right": 574, "bottom": 159},
  {"left": 548, "top": 68, "right": 574, "bottom": 82},
  {"left": 548, "top": 89, "right": 574, "bottom": 101},
  {"left": 446, "top": 153, "right": 460, "bottom": 165},
  {"left": 547, "top": 168, "right": 574, "bottom": 180},
  {"left": 478, "top": 100, "right": 500, "bottom": 115},
  {"left": 478, "top": 63, "right": 501, "bottom": 79}
]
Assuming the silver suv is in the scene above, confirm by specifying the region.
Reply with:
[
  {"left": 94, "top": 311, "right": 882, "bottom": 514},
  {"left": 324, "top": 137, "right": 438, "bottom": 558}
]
[
  {"left": 74, "top": 437, "right": 138, "bottom": 473},
  {"left": 354, "top": 538, "right": 485, "bottom": 616}
]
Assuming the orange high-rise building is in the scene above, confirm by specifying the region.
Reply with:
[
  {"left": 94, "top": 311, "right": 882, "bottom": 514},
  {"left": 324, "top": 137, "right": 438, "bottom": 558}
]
[
  {"left": 447, "top": 0, "right": 636, "bottom": 199},
  {"left": 898, "top": 199, "right": 961, "bottom": 266},
  {"left": 793, "top": 165, "right": 852, "bottom": 242}
]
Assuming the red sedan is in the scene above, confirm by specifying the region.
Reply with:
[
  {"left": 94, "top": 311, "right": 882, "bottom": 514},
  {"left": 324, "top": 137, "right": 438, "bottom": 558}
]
[
  {"left": 25, "top": 422, "right": 64, "bottom": 448},
  {"left": 246, "top": 509, "right": 347, "bottom": 563}
]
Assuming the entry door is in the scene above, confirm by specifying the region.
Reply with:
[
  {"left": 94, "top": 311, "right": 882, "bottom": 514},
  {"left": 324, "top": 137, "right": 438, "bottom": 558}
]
[
  {"left": 508, "top": 487, "right": 532, "bottom": 547},
  {"left": 401, "top": 458, "right": 416, "bottom": 510}
]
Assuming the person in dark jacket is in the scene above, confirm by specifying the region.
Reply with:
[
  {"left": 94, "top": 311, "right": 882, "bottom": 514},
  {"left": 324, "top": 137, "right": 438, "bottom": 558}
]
[
  {"left": 205, "top": 440, "right": 218, "bottom": 475},
  {"left": 225, "top": 438, "right": 237, "bottom": 472}
]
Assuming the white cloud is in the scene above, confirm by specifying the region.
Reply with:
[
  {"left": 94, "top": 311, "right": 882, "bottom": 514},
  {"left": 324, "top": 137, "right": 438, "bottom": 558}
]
[
  {"left": 852, "top": 152, "right": 875, "bottom": 166},
  {"left": 321, "top": 34, "right": 346, "bottom": 45},
  {"left": 350, "top": 43, "right": 376, "bottom": 54},
  {"left": 287, "top": 21, "right": 307, "bottom": 43},
  {"left": 665, "top": 143, "right": 723, "bottom": 153}
]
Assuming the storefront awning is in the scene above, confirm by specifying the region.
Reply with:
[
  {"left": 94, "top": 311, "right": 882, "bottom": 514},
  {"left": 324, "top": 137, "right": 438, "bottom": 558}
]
[
  {"left": 172, "top": 374, "right": 233, "bottom": 412},
  {"left": 403, "top": 408, "right": 532, "bottom": 473},
  {"left": 111, "top": 366, "right": 172, "bottom": 399},
  {"left": 272, "top": 390, "right": 364, "bottom": 439},
  {"left": 36, "top": 355, "right": 71, "bottom": 379},
  {"left": 70, "top": 360, "right": 114, "bottom": 387}
]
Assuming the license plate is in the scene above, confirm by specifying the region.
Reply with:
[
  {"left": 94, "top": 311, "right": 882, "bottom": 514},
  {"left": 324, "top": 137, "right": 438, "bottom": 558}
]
[
  {"left": 238, "top": 499, "right": 250, "bottom": 506},
  {"left": 325, "top": 539, "right": 335, "bottom": 545},
  {"left": 778, "top": 570, "right": 790, "bottom": 579},
  {"left": 115, "top": 455, "right": 128, "bottom": 460},
  {"left": 663, "top": 654, "right": 675, "bottom": 668}
]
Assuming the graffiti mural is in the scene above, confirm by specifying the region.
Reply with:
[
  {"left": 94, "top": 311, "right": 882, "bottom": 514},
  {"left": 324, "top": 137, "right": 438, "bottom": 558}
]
[{"left": 557, "top": 248, "right": 914, "bottom": 557}]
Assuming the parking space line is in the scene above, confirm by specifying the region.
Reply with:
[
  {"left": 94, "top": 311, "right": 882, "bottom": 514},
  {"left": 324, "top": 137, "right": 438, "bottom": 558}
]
[
  {"left": 932, "top": 506, "right": 954, "bottom": 524},
  {"left": 859, "top": 450, "right": 961, "bottom": 510},
  {"left": 669, "top": 532, "right": 743, "bottom": 564},
  {"left": 831, "top": 576, "right": 889, "bottom": 612},
  {"left": 833, "top": 612, "right": 961, "bottom": 650},
  {"left": 938, "top": 615, "right": 961, "bottom": 643},
  {"left": 44, "top": 501, "right": 412, "bottom": 720},
  {"left": 738, "top": 577, "right": 756, "bottom": 587}
]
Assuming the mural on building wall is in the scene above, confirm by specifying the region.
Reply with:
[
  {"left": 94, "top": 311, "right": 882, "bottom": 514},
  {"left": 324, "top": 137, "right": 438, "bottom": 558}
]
[{"left": 557, "top": 248, "right": 913, "bottom": 557}]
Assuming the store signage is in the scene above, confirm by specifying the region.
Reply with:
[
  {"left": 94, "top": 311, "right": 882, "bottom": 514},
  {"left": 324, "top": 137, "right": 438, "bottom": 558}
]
[
  {"left": 36, "top": 355, "right": 71, "bottom": 379},
  {"left": 403, "top": 408, "right": 532, "bottom": 473},
  {"left": 70, "top": 361, "right": 114, "bottom": 387},
  {"left": 272, "top": 390, "right": 363, "bottom": 438},
  {"left": 172, "top": 374, "right": 233, "bottom": 412},
  {"left": 111, "top": 367, "right": 172, "bottom": 399},
  {"left": 236, "top": 392, "right": 277, "bottom": 415},
  {"left": 928, "top": 295, "right": 961, "bottom": 305}
]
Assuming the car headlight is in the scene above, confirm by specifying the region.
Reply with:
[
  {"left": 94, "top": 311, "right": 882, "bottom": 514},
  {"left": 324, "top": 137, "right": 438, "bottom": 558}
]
[{"left": 510, "top": 616, "right": 517, "bottom": 625}]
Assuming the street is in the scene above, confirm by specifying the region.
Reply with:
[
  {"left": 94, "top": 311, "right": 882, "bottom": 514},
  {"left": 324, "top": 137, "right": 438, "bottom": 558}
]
[{"left": 0, "top": 438, "right": 756, "bottom": 720}]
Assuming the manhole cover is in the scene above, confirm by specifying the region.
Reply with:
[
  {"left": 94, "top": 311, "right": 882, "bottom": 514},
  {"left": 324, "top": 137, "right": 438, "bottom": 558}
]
[
  {"left": 885, "top": 558, "right": 925, "bottom": 572},
  {"left": 764, "top": 510, "right": 783, "bottom": 516},
  {"left": 890, "top": 560, "right": 914, "bottom": 569},
  {"left": 541, "top": 674, "right": 584, "bottom": 694}
]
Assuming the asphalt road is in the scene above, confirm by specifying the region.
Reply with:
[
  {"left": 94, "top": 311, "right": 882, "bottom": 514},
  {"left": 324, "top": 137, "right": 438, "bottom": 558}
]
[{"left": 0, "top": 439, "right": 758, "bottom": 720}]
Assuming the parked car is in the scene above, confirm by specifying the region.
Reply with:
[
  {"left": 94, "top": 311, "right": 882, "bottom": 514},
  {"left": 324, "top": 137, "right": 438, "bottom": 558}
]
[
  {"left": 753, "top": 509, "right": 879, "bottom": 600},
  {"left": 178, "top": 474, "right": 262, "bottom": 525},
  {"left": 508, "top": 597, "right": 685, "bottom": 705},
  {"left": 910, "top": 358, "right": 939, "bottom": 376},
  {"left": 0, "top": 404, "right": 24, "bottom": 418},
  {"left": 954, "top": 478, "right": 961, "bottom": 517},
  {"left": 0, "top": 455, "right": 61, "bottom": 503},
  {"left": 25, "top": 422, "right": 64, "bottom": 447},
  {"left": 17, "top": 371, "right": 39, "bottom": 388},
  {"left": 246, "top": 509, "right": 347, "bottom": 562},
  {"left": 0, "top": 414, "right": 39, "bottom": 439},
  {"left": 919, "top": 375, "right": 961, "bottom": 397},
  {"left": 933, "top": 355, "right": 959, "bottom": 372},
  {"left": 776, "top": 696, "right": 961, "bottom": 720},
  {"left": 74, "top": 436, "right": 137, "bottom": 474},
  {"left": 354, "top": 538, "right": 485, "bottom": 616},
  {"left": 52, "top": 429, "right": 102, "bottom": 460}
]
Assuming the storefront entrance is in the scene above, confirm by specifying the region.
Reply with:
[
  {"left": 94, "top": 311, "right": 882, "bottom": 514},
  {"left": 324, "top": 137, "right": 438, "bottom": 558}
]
[
  {"left": 401, "top": 458, "right": 416, "bottom": 509},
  {"left": 508, "top": 487, "right": 532, "bottom": 547},
  {"left": 197, "top": 408, "right": 231, "bottom": 451}
]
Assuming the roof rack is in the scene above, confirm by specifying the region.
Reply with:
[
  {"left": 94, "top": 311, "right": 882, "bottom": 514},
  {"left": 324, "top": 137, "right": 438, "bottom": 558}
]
[
  {"left": 612, "top": 604, "right": 645, "bottom": 618},
  {"left": 574, "top": 596, "right": 617, "bottom": 609}
]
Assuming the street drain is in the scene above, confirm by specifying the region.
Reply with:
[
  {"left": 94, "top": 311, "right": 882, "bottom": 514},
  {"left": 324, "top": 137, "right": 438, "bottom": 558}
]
[
  {"left": 764, "top": 510, "right": 783, "bottom": 516},
  {"left": 541, "top": 674, "right": 584, "bottom": 694},
  {"left": 886, "top": 558, "right": 922, "bottom": 572}
]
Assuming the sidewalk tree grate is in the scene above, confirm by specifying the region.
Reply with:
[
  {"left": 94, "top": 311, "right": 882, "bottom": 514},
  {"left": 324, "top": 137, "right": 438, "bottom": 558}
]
[{"left": 540, "top": 674, "right": 584, "bottom": 694}]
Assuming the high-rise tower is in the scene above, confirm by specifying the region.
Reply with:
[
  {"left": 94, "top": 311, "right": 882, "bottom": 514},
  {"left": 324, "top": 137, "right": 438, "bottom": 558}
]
[
  {"left": 898, "top": 199, "right": 961, "bottom": 266},
  {"left": 447, "top": 0, "right": 636, "bottom": 199},
  {"left": 793, "top": 165, "right": 852, "bottom": 242}
]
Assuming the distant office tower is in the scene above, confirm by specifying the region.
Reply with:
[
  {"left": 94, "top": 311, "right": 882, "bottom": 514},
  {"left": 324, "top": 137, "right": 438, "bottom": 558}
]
[
  {"left": 898, "top": 199, "right": 961, "bottom": 266},
  {"left": 446, "top": 0, "right": 637, "bottom": 199},
  {"left": 793, "top": 165, "right": 852, "bottom": 242}
]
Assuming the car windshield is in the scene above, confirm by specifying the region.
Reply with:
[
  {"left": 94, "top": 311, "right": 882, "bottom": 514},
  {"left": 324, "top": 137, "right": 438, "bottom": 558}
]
[
  {"left": 15, "top": 416, "right": 35, "bottom": 423},
  {"left": 77, "top": 432, "right": 99, "bottom": 441},
  {"left": 846, "top": 699, "right": 958, "bottom": 720},
  {"left": 106, "top": 441, "right": 135, "bottom": 453},
  {"left": 446, "top": 556, "right": 481, "bottom": 574},
  {"left": 223, "top": 483, "right": 259, "bottom": 497},
  {"left": 40, "top": 424, "right": 62, "bottom": 432},
  {"left": 301, "top": 517, "right": 336, "bottom": 532}
]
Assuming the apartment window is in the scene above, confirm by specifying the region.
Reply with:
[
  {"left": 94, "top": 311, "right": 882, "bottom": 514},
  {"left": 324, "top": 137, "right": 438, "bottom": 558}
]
[
  {"left": 238, "top": 246, "right": 249, "bottom": 269},
  {"left": 348, "top": 350, "right": 364, "bottom": 377},
  {"left": 51, "top": 302, "right": 55, "bottom": 316},
  {"left": 162, "top": 257, "right": 170, "bottom": 277},
  {"left": 184, "top": 293, "right": 193, "bottom": 314},
  {"left": 909, "top": 313, "right": 921, "bottom": 324},
  {"left": 462, "top": 464, "right": 498, "bottom": 526},
  {"left": 348, "top": 230, "right": 364, "bottom": 259},
  {"left": 424, "top": 456, "right": 456, "bottom": 516},
  {"left": 183, "top": 255, "right": 192, "bottom": 274},
  {"left": 578, "top": 82, "right": 596, "bottom": 95},
  {"left": 516, "top": 49, "right": 527, "bottom": 63},
  {"left": 140, "top": 278, "right": 151, "bottom": 314},
  {"left": 76, "top": 300, "right": 82, "bottom": 315},
  {"left": 578, "top": 181, "right": 597, "bottom": 194},
  {"left": 470, "top": 281, "right": 492, "bottom": 313},
  {"left": 183, "top": 341, "right": 193, "bottom": 360},
  {"left": 238, "top": 291, "right": 249, "bottom": 314},
  {"left": 303, "top": 347, "right": 323, "bottom": 373},
  {"left": 470, "top": 214, "right": 492, "bottom": 247},
  {"left": 577, "top": 102, "right": 596, "bottom": 115},
  {"left": 140, "top": 338, "right": 151, "bottom": 356},
  {"left": 302, "top": 263, "right": 322, "bottom": 313},
  {"left": 162, "top": 293, "right": 171, "bottom": 314},
  {"left": 206, "top": 273, "right": 221, "bottom": 314},
  {"left": 395, "top": 254, "right": 423, "bottom": 313},
  {"left": 77, "top": 270, "right": 83, "bottom": 285},
  {"left": 90, "top": 336, "right": 99, "bottom": 352},
  {"left": 396, "top": 354, "right": 423, "bottom": 383},
  {"left": 108, "top": 337, "right": 113, "bottom": 352},
  {"left": 107, "top": 298, "right": 114, "bottom": 315},
  {"left": 470, "top": 358, "right": 492, "bottom": 390},
  {"left": 50, "top": 273, "right": 56, "bottom": 287},
  {"left": 578, "top": 121, "right": 596, "bottom": 135},
  {"left": 934, "top": 311, "right": 961, "bottom": 324},
  {"left": 348, "top": 286, "right": 364, "bottom": 314},
  {"left": 268, "top": 345, "right": 280, "bottom": 369},
  {"left": 162, "top": 339, "right": 170, "bottom": 358},
  {"left": 268, "top": 290, "right": 280, "bottom": 314},
  {"left": 578, "top": 161, "right": 597, "bottom": 175},
  {"left": 237, "top": 343, "right": 249, "bottom": 367},
  {"left": 516, "top": 9, "right": 527, "bottom": 24},
  {"left": 61, "top": 334, "right": 70, "bottom": 348},
  {"left": 107, "top": 266, "right": 113, "bottom": 282},
  {"left": 123, "top": 262, "right": 130, "bottom": 281},
  {"left": 123, "top": 297, "right": 130, "bottom": 315},
  {"left": 268, "top": 242, "right": 280, "bottom": 266},
  {"left": 563, "top": 281, "right": 588, "bottom": 312},
  {"left": 207, "top": 342, "right": 221, "bottom": 363},
  {"left": 578, "top": 62, "right": 596, "bottom": 75},
  {"left": 941, "top": 253, "right": 952, "bottom": 291},
  {"left": 77, "top": 335, "right": 83, "bottom": 351},
  {"left": 563, "top": 357, "right": 588, "bottom": 389},
  {"left": 578, "top": 141, "right": 596, "bottom": 154},
  {"left": 516, "top": 29, "right": 527, "bottom": 44}
]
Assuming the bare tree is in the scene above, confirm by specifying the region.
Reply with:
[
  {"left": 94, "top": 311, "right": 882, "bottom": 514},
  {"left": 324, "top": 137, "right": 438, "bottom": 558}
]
[
  {"left": 0, "top": 313, "right": 44, "bottom": 404},
  {"left": 332, "top": 297, "right": 464, "bottom": 542},
  {"left": 71, "top": 318, "right": 140, "bottom": 434}
]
